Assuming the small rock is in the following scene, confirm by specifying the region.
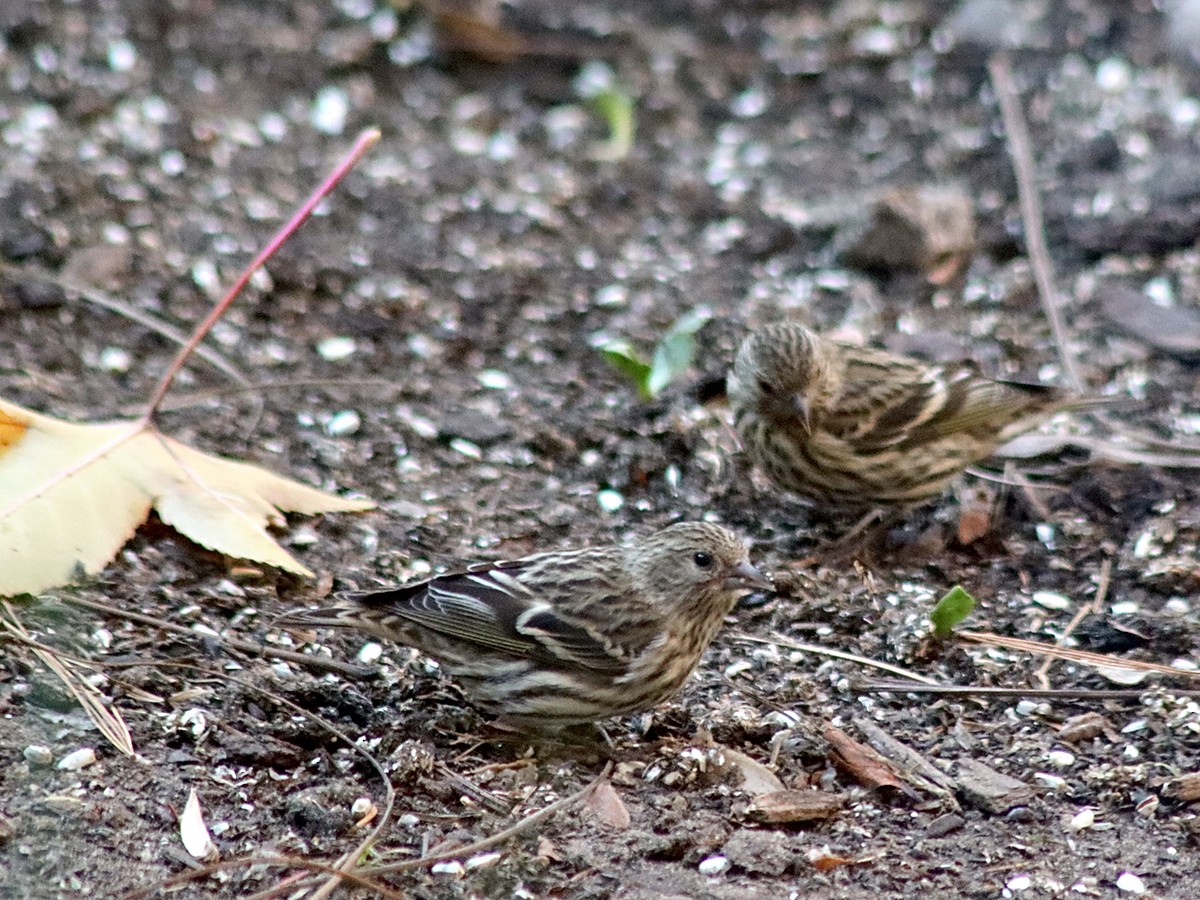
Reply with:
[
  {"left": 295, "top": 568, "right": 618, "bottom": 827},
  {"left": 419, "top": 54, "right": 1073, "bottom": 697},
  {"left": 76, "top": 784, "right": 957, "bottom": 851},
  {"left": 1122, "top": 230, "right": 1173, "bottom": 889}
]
[
  {"left": 722, "top": 828, "right": 792, "bottom": 876},
  {"left": 1057, "top": 712, "right": 1109, "bottom": 744},
  {"left": 1116, "top": 871, "right": 1146, "bottom": 894},
  {"left": 955, "top": 758, "right": 1034, "bottom": 813},
  {"left": 698, "top": 855, "right": 729, "bottom": 876},
  {"left": 925, "top": 813, "right": 966, "bottom": 837},
  {"left": 23, "top": 745, "right": 53, "bottom": 766},
  {"left": 1097, "top": 282, "right": 1200, "bottom": 359},
  {"left": 438, "top": 409, "right": 513, "bottom": 446}
]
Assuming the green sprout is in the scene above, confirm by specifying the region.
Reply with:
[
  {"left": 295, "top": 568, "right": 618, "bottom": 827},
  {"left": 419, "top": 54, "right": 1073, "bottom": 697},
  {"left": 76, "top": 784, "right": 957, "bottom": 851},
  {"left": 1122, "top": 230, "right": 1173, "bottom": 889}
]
[{"left": 930, "top": 585, "right": 976, "bottom": 638}]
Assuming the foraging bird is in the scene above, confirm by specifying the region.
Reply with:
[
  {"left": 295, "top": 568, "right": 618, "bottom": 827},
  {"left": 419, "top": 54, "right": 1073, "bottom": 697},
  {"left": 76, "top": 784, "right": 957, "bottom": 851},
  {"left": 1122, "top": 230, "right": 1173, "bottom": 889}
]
[
  {"left": 728, "top": 322, "right": 1094, "bottom": 510},
  {"left": 282, "top": 522, "right": 770, "bottom": 729}
]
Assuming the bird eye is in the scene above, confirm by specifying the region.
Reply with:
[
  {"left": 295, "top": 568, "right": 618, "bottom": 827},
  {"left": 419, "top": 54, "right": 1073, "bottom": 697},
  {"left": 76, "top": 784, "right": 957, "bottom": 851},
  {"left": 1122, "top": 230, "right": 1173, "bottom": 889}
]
[
  {"left": 693, "top": 551, "right": 713, "bottom": 569},
  {"left": 756, "top": 378, "right": 774, "bottom": 395}
]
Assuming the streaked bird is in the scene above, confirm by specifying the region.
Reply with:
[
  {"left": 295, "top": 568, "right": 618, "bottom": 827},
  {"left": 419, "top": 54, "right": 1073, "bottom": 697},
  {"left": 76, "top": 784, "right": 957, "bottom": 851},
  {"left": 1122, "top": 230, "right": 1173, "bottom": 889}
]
[
  {"left": 728, "top": 321, "right": 1098, "bottom": 510},
  {"left": 282, "top": 522, "right": 770, "bottom": 729}
]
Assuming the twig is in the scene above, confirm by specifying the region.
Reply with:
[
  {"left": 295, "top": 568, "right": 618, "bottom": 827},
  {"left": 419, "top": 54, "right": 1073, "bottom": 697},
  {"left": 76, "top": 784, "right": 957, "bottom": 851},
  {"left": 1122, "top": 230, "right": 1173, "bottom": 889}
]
[
  {"left": 0, "top": 601, "right": 134, "bottom": 756},
  {"left": 57, "top": 594, "right": 375, "bottom": 678},
  {"left": 730, "top": 631, "right": 940, "bottom": 685},
  {"left": 855, "top": 680, "right": 1200, "bottom": 699},
  {"left": 988, "top": 51, "right": 1084, "bottom": 392},
  {"left": 959, "top": 629, "right": 1200, "bottom": 679},
  {"left": 369, "top": 761, "right": 614, "bottom": 874},
  {"left": 141, "top": 128, "right": 381, "bottom": 422},
  {"left": 123, "top": 377, "right": 408, "bottom": 416},
  {"left": 1032, "top": 558, "right": 1111, "bottom": 689},
  {"left": 0, "top": 260, "right": 249, "bottom": 390}
]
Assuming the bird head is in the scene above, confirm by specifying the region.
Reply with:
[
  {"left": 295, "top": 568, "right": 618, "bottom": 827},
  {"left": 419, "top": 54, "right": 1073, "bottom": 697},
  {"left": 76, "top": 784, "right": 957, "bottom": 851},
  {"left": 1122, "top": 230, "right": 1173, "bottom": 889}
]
[
  {"left": 628, "top": 523, "right": 772, "bottom": 609},
  {"left": 728, "top": 323, "right": 831, "bottom": 430}
]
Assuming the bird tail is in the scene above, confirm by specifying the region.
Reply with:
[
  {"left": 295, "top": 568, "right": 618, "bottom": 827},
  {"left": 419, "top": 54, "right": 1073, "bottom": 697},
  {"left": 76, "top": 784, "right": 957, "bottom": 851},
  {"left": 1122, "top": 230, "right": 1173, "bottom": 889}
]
[
  {"left": 1059, "top": 393, "right": 1139, "bottom": 413},
  {"left": 274, "top": 603, "right": 363, "bottom": 631}
]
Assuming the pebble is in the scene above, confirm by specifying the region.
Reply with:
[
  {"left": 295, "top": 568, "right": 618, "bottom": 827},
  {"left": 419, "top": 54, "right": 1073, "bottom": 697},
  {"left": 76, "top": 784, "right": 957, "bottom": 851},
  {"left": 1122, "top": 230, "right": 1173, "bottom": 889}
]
[
  {"left": 597, "top": 489, "right": 624, "bottom": 512},
  {"left": 1116, "top": 872, "right": 1146, "bottom": 894},
  {"left": 1005, "top": 873, "right": 1032, "bottom": 892},
  {"left": 1068, "top": 808, "right": 1095, "bottom": 832},
  {"left": 698, "top": 855, "right": 729, "bottom": 876},
  {"left": 97, "top": 346, "right": 132, "bottom": 373},
  {"left": 325, "top": 410, "right": 361, "bottom": 437},
  {"left": 23, "top": 745, "right": 53, "bottom": 766},
  {"left": 316, "top": 336, "right": 357, "bottom": 361},
  {"left": 311, "top": 86, "right": 350, "bottom": 135},
  {"left": 357, "top": 642, "right": 383, "bottom": 664},
  {"left": 1031, "top": 591, "right": 1071, "bottom": 611}
]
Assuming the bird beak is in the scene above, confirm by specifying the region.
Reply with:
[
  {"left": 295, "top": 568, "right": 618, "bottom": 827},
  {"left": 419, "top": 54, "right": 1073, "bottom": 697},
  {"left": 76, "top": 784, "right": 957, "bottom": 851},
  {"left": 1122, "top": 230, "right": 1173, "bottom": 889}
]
[
  {"left": 726, "top": 560, "right": 773, "bottom": 593},
  {"left": 792, "top": 396, "right": 812, "bottom": 434}
]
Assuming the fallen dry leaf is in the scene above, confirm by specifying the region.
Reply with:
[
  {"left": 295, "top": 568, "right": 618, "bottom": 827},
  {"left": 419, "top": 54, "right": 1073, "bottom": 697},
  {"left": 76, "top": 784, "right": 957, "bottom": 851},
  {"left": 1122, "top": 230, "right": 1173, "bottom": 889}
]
[
  {"left": 716, "top": 746, "right": 787, "bottom": 796},
  {"left": 0, "top": 397, "right": 373, "bottom": 595},
  {"left": 586, "top": 780, "right": 631, "bottom": 831}
]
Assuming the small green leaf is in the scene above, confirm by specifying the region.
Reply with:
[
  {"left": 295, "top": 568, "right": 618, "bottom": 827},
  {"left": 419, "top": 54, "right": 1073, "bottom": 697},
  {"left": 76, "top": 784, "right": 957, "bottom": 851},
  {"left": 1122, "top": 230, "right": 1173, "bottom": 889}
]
[
  {"left": 930, "top": 585, "right": 976, "bottom": 638},
  {"left": 591, "top": 86, "right": 635, "bottom": 160},
  {"left": 599, "top": 340, "right": 653, "bottom": 399},
  {"left": 647, "top": 307, "right": 712, "bottom": 397}
]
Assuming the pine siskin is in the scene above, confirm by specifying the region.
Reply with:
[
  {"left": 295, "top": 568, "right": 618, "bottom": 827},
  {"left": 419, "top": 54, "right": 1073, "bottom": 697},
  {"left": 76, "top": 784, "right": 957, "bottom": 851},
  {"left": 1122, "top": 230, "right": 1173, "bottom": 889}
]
[
  {"left": 282, "top": 522, "right": 770, "bottom": 729},
  {"left": 728, "top": 322, "right": 1092, "bottom": 510}
]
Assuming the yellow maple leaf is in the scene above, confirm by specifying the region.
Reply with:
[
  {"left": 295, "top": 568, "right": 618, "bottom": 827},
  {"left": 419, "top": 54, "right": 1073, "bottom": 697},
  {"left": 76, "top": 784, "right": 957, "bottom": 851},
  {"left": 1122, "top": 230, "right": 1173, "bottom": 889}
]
[{"left": 0, "top": 397, "right": 373, "bottom": 595}]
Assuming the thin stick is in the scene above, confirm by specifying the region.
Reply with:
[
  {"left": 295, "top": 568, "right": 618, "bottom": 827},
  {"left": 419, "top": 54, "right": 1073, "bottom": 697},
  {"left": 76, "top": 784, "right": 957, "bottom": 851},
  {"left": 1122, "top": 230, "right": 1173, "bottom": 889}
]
[
  {"left": 1032, "top": 558, "right": 1111, "bottom": 689},
  {"left": 731, "top": 631, "right": 940, "bottom": 685},
  {"left": 57, "top": 594, "right": 375, "bottom": 678},
  {"left": 0, "top": 261, "right": 249, "bottom": 389},
  {"left": 960, "top": 629, "right": 1200, "bottom": 679},
  {"left": 369, "top": 762, "right": 613, "bottom": 874},
  {"left": 855, "top": 680, "right": 1200, "bottom": 699},
  {"left": 141, "top": 128, "right": 381, "bottom": 422},
  {"left": 988, "top": 51, "right": 1083, "bottom": 392}
]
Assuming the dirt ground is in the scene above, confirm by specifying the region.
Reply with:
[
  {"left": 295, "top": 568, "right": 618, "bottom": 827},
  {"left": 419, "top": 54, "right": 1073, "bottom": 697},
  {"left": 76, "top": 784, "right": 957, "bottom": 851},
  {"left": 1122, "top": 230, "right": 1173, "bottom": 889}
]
[{"left": 3, "top": 1, "right": 1200, "bottom": 897}]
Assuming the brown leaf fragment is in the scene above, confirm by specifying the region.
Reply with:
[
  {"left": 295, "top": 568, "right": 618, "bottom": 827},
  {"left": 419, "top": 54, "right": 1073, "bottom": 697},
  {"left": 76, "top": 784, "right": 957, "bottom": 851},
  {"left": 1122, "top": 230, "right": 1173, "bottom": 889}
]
[
  {"left": 432, "top": 7, "right": 530, "bottom": 64},
  {"left": 1163, "top": 773, "right": 1200, "bottom": 803},
  {"left": 954, "top": 758, "right": 1034, "bottom": 814},
  {"left": 1056, "top": 712, "right": 1110, "bottom": 744},
  {"left": 747, "top": 790, "right": 844, "bottom": 825},
  {"left": 957, "top": 485, "right": 994, "bottom": 545},
  {"left": 807, "top": 845, "right": 872, "bottom": 872},
  {"left": 824, "top": 725, "right": 906, "bottom": 793},
  {"left": 586, "top": 781, "right": 631, "bottom": 831}
]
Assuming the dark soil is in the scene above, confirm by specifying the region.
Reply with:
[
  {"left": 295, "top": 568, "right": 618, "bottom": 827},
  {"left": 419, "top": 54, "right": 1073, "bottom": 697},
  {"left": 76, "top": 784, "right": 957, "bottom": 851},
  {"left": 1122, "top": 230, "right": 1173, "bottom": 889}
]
[{"left": 2, "top": 1, "right": 1200, "bottom": 897}]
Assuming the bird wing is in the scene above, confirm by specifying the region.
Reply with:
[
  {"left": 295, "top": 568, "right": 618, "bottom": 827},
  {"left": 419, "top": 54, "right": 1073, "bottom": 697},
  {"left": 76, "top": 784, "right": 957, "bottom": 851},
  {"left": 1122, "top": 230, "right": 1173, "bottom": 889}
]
[
  {"left": 828, "top": 354, "right": 1060, "bottom": 450},
  {"left": 350, "top": 561, "right": 634, "bottom": 674}
]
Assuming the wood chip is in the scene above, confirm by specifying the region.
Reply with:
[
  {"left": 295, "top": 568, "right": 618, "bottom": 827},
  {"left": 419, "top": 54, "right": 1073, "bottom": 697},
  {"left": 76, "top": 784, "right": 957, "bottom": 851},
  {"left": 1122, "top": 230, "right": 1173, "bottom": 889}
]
[
  {"left": 954, "top": 758, "right": 1034, "bottom": 814},
  {"left": 747, "top": 790, "right": 844, "bottom": 824},
  {"left": 824, "top": 725, "right": 907, "bottom": 794},
  {"left": 1056, "top": 712, "right": 1110, "bottom": 744},
  {"left": 1163, "top": 772, "right": 1200, "bottom": 803},
  {"left": 851, "top": 717, "right": 961, "bottom": 805}
]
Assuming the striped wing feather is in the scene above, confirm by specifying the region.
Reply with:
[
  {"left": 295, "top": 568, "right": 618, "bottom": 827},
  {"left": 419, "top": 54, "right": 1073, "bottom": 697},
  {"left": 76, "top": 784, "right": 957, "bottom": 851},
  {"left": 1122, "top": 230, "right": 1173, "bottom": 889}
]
[{"left": 349, "top": 561, "right": 636, "bottom": 675}]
